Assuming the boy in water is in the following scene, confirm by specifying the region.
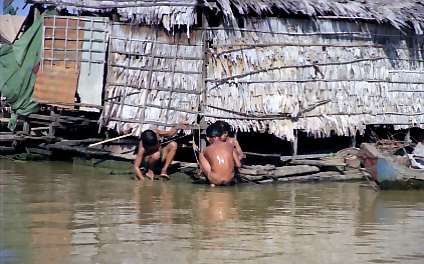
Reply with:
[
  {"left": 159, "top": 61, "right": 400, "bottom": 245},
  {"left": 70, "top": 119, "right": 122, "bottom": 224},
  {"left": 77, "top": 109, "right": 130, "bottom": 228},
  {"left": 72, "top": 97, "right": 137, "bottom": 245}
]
[
  {"left": 134, "top": 121, "right": 188, "bottom": 180},
  {"left": 215, "top": 120, "right": 243, "bottom": 162},
  {"left": 198, "top": 123, "right": 242, "bottom": 186}
]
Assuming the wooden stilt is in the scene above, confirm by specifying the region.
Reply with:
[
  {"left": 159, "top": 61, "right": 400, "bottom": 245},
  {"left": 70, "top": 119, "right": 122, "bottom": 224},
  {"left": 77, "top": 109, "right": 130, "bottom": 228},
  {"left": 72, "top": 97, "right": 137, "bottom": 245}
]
[
  {"left": 351, "top": 134, "right": 356, "bottom": 148},
  {"left": 292, "top": 129, "right": 298, "bottom": 156},
  {"left": 22, "top": 117, "right": 30, "bottom": 136},
  {"left": 405, "top": 128, "right": 411, "bottom": 143},
  {"left": 48, "top": 107, "right": 57, "bottom": 140},
  {"left": 199, "top": 14, "right": 208, "bottom": 153}
]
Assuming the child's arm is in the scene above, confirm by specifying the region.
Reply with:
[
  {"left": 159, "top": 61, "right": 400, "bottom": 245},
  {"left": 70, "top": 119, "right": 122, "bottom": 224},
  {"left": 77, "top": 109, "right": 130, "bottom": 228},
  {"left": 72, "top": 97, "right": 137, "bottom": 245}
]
[
  {"left": 133, "top": 141, "right": 146, "bottom": 180},
  {"left": 232, "top": 148, "right": 242, "bottom": 168},
  {"left": 154, "top": 121, "right": 189, "bottom": 138},
  {"left": 198, "top": 152, "right": 212, "bottom": 176},
  {"left": 231, "top": 138, "right": 244, "bottom": 161}
]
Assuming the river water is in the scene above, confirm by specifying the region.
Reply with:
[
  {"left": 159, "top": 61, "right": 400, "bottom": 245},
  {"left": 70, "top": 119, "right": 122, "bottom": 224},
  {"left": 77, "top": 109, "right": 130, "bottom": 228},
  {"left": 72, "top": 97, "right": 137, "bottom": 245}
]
[{"left": 1, "top": 159, "right": 424, "bottom": 264}]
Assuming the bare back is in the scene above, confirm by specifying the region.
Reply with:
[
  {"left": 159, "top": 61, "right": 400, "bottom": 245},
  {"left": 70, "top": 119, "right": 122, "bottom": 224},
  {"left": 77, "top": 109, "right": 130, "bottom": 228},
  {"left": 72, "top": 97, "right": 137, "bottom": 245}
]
[{"left": 203, "top": 141, "right": 237, "bottom": 185}]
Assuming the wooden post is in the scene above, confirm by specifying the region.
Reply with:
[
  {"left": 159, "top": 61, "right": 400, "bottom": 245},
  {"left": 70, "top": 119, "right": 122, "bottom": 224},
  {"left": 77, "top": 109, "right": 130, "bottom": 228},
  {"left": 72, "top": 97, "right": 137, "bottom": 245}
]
[
  {"left": 139, "top": 27, "right": 158, "bottom": 129},
  {"left": 164, "top": 41, "right": 179, "bottom": 125},
  {"left": 199, "top": 14, "right": 209, "bottom": 152},
  {"left": 22, "top": 116, "right": 31, "bottom": 136},
  {"left": 199, "top": 118, "right": 207, "bottom": 151},
  {"left": 48, "top": 107, "right": 57, "bottom": 140},
  {"left": 405, "top": 128, "right": 411, "bottom": 143},
  {"left": 292, "top": 129, "right": 298, "bottom": 156},
  {"left": 351, "top": 134, "right": 356, "bottom": 148}
]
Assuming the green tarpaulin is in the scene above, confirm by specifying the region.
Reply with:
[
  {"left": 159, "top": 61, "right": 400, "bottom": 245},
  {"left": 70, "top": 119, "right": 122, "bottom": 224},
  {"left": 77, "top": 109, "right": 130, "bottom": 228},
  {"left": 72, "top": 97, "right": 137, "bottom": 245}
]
[{"left": 0, "top": 13, "right": 43, "bottom": 131}]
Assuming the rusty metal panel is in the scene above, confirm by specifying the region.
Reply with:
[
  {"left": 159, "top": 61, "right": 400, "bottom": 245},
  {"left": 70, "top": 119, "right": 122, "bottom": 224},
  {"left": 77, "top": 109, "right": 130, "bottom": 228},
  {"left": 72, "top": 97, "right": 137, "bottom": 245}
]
[{"left": 34, "top": 68, "right": 79, "bottom": 107}]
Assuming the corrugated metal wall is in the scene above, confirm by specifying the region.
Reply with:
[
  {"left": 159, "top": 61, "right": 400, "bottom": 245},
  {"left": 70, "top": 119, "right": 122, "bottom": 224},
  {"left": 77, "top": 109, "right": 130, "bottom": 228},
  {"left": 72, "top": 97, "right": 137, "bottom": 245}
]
[{"left": 204, "top": 18, "right": 424, "bottom": 141}]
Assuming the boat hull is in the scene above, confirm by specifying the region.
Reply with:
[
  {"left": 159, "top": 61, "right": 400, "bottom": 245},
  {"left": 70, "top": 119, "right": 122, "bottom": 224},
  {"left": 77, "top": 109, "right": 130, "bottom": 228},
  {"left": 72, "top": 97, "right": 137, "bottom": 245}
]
[{"left": 358, "top": 143, "right": 424, "bottom": 190}]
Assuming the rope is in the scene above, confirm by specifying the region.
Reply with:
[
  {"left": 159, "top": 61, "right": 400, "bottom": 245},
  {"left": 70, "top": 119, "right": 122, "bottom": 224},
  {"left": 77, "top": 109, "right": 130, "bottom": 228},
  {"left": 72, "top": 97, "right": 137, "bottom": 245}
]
[{"left": 191, "top": 123, "right": 201, "bottom": 165}]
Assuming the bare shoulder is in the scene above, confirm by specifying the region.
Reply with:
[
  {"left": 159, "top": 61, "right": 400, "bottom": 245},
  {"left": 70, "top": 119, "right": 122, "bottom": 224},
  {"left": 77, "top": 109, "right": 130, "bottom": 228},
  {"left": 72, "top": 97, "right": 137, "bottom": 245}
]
[
  {"left": 227, "top": 137, "right": 237, "bottom": 144},
  {"left": 223, "top": 140, "right": 235, "bottom": 148},
  {"left": 137, "top": 140, "right": 145, "bottom": 155},
  {"left": 219, "top": 141, "right": 235, "bottom": 152},
  {"left": 203, "top": 144, "right": 213, "bottom": 154}
]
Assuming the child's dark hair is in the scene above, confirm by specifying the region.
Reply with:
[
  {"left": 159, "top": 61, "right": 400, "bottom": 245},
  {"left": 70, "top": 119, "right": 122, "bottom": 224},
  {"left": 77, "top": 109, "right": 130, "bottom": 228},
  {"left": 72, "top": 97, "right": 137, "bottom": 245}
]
[
  {"left": 141, "top": 130, "right": 158, "bottom": 146},
  {"left": 215, "top": 120, "right": 231, "bottom": 133},
  {"left": 206, "top": 123, "right": 224, "bottom": 138}
]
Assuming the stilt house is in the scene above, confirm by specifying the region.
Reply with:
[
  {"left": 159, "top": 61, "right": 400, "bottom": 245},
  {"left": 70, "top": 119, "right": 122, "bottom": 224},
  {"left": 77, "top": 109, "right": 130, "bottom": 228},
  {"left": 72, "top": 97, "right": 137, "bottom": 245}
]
[{"left": 23, "top": 0, "right": 424, "bottom": 144}]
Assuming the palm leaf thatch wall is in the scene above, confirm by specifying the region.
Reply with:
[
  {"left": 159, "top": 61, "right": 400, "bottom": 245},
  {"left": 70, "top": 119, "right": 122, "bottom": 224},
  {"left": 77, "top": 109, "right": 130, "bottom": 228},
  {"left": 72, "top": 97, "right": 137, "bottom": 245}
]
[
  {"left": 100, "top": 23, "right": 203, "bottom": 135},
  {"left": 204, "top": 18, "right": 424, "bottom": 141}
]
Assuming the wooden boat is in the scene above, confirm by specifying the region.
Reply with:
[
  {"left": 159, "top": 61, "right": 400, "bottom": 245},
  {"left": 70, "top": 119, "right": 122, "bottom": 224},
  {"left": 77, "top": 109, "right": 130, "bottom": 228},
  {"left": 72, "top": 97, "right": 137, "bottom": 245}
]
[{"left": 358, "top": 143, "right": 424, "bottom": 190}]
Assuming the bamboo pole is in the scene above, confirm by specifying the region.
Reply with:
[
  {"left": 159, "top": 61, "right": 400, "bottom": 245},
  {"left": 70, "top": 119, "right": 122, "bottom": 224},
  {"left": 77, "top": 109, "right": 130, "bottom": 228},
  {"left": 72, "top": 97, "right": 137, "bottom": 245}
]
[
  {"left": 206, "top": 59, "right": 424, "bottom": 85},
  {"left": 207, "top": 79, "right": 424, "bottom": 86},
  {"left": 106, "top": 118, "right": 204, "bottom": 129},
  {"left": 139, "top": 27, "right": 158, "bottom": 127},
  {"left": 118, "top": 29, "right": 133, "bottom": 132},
  {"left": 105, "top": 84, "right": 201, "bottom": 96},
  {"left": 200, "top": 112, "right": 372, "bottom": 120},
  {"left": 205, "top": 57, "right": 387, "bottom": 84},
  {"left": 110, "top": 50, "right": 202, "bottom": 60},
  {"left": 33, "top": 100, "right": 103, "bottom": 109},
  {"left": 164, "top": 42, "right": 179, "bottom": 125},
  {"left": 203, "top": 27, "right": 424, "bottom": 39},
  {"left": 110, "top": 36, "right": 202, "bottom": 47},
  {"left": 89, "top": 133, "right": 133, "bottom": 147},
  {"left": 106, "top": 97, "right": 199, "bottom": 114},
  {"left": 211, "top": 42, "right": 382, "bottom": 48},
  {"left": 110, "top": 63, "right": 202, "bottom": 74}
]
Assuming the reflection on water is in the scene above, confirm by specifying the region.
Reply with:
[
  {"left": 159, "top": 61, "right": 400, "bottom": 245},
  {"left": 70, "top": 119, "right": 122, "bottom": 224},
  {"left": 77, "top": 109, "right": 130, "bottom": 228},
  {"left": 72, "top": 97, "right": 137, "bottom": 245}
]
[{"left": 1, "top": 159, "right": 424, "bottom": 263}]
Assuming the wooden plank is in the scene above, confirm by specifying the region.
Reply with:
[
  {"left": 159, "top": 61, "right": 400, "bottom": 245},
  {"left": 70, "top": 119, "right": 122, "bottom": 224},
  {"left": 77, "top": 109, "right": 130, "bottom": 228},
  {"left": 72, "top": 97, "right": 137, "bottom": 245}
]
[
  {"left": 0, "top": 133, "right": 17, "bottom": 141},
  {"left": 280, "top": 153, "right": 335, "bottom": 161},
  {"left": 239, "top": 175, "right": 267, "bottom": 182},
  {"left": 289, "top": 159, "right": 347, "bottom": 167},
  {"left": 33, "top": 100, "right": 103, "bottom": 109},
  {"left": 273, "top": 165, "right": 320, "bottom": 178},
  {"left": 26, "top": 148, "right": 52, "bottom": 156},
  {"left": 276, "top": 171, "right": 364, "bottom": 183}
]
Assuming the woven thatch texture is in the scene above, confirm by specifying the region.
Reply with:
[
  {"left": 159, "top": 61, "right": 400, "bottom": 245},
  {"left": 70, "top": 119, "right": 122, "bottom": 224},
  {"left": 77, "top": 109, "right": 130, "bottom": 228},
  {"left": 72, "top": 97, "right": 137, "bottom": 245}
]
[
  {"left": 205, "top": 17, "right": 424, "bottom": 141},
  {"left": 29, "top": 0, "right": 197, "bottom": 31},
  {"left": 100, "top": 23, "right": 203, "bottom": 136},
  {"left": 215, "top": 0, "right": 424, "bottom": 34}
]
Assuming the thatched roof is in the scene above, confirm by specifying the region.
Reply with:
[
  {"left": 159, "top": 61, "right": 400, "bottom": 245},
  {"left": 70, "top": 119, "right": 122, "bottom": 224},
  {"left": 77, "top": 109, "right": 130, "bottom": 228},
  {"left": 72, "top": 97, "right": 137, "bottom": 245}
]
[
  {"left": 27, "top": 0, "right": 198, "bottom": 31},
  {"left": 215, "top": 0, "right": 424, "bottom": 34},
  {"left": 27, "top": 0, "right": 424, "bottom": 33}
]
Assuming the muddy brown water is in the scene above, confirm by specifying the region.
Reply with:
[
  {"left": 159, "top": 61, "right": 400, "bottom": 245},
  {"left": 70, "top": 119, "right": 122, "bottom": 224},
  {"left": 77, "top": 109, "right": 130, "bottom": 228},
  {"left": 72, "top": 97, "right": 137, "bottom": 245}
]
[{"left": 1, "top": 159, "right": 424, "bottom": 263}]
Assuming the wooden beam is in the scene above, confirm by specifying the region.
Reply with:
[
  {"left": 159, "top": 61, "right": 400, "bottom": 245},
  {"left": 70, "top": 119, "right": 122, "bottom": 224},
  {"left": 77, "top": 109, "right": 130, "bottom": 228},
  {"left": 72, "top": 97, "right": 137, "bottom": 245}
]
[{"left": 33, "top": 100, "right": 103, "bottom": 109}]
